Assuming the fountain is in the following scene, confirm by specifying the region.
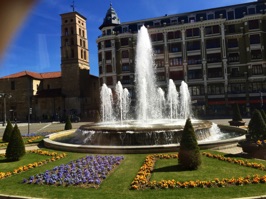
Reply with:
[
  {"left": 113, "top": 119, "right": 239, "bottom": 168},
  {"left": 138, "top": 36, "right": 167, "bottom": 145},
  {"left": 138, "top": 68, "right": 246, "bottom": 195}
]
[{"left": 44, "top": 26, "right": 246, "bottom": 153}]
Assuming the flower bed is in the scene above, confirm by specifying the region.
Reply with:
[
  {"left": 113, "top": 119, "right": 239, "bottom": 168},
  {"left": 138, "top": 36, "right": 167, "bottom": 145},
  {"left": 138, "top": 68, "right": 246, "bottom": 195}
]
[
  {"left": 131, "top": 153, "right": 266, "bottom": 190},
  {"left": 0, "top": 150, "right": 67, "bottom": 180},
  {"left": 23, "top": 155, "right": 124, "bottom": 188}
]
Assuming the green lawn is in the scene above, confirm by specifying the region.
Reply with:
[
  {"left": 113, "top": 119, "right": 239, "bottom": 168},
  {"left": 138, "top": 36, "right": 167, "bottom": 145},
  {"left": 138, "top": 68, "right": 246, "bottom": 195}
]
[{"left": 0, "top": 150, "right": 265, "bottom": 199}]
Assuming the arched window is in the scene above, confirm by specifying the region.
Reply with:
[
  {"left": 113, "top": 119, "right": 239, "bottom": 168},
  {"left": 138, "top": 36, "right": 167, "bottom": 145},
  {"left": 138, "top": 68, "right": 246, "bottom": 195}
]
[
  {"left": 64, "top": 28, "right": 68, "bottom": 36},
  {"left": 71, "top": 49, "right": 74, "bottom": 58},
  {"left": 79, "top": 28, "right": 81, "bottom": 35},
  {"left": 81, "top": 49, "right": 83, "bottom": 59},
  {"left": 83, "top": 40, "right": 86, "bottom": 48},
  {"left": 84, "top": 51, "right": 86, "bottom": 60},
  {"left": 82, "top": 30, "right": 85, "bottom": 37},
  {"left": 70, "top": 27, "right": 74, "bottom": 34},
  {"left": 80, "top": 39, "right": 82, "bottom": 46}
]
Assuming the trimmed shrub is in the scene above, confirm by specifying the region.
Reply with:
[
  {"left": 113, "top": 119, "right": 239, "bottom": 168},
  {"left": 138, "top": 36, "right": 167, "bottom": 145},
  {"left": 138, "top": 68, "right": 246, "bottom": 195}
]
[
  {"left": 260, "top": 109, "right": 266, "bottom": 123},
  {"left": 178, "top": 118, "right": 201, "bottom": 170},
  {"left": 64, "top": 116, "right": 72, "bottom": 130},
  {"left": 5, "top": 124, "right": 25, "bottom": 161},
  {"left": 232, "top": 103, "right": 242, "bottom": 121},
  {"left": 248, "top": 109, "right": 266, "bottom": 140},
  {"left": 2, "top": 120, "right": 13, "bottom": 142}
]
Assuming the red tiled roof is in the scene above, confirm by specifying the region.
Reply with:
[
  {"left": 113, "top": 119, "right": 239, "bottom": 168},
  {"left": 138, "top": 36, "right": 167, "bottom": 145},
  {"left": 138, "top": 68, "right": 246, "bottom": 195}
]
[{"left": 0, "top": 71, "right": 61, "bottom": 79}]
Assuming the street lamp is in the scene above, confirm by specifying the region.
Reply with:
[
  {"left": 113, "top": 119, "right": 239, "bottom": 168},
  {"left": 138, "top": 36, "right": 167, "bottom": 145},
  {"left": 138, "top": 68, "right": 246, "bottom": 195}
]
[{"left": 0, "top": 93, "right": 12, "bottom": 126}]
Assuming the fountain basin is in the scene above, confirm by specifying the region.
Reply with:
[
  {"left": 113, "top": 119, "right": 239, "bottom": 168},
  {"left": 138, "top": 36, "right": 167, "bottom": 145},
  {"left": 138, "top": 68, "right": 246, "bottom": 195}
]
[{"left": 43, "top": 124, "right": 246, "bottom": 154}]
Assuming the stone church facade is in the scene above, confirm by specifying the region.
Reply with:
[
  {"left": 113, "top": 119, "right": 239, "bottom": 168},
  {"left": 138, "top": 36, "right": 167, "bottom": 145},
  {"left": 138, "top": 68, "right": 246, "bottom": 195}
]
[{"left": 0, "top": 11, "right": 99, "bottom": 122}]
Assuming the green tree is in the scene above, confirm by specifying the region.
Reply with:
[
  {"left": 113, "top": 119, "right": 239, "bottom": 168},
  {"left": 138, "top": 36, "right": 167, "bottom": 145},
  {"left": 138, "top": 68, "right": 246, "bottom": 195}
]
[
  {"left": 248, "top": 109, "right": 266, "bottom": 140},
  {"left": 5, "top": 124, "right": 25, "bottom": 161},
  {"left": 178, "top": 118, "right": 201, "bottom": 170},
  {"left": 232, "top": 103, "right": 242, "bottom": 121},
  {"left": 260, "top": 109, "right": 266, "bottom": 123},
  {"left": 64, "top": 116, "right": 72, "bottom": 130},
  {"left": 2, "top": 120, "right": 13, "bottom": 142}
]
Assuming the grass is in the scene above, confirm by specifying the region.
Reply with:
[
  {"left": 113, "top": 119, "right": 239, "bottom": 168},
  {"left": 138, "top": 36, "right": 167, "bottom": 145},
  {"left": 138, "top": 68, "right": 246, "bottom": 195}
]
[{"left": 0, "top": 150, "right": 265, "bottom": 199}]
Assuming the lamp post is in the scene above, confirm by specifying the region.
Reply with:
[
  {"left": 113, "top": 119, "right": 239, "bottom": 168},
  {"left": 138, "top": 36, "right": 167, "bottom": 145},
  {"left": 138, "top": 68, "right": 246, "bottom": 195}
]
[{"left": 0, "top": 93, "right": 12, "bottom": 126}]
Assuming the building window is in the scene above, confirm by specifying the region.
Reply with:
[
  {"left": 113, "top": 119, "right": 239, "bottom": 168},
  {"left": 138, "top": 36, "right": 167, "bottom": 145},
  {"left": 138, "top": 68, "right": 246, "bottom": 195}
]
[
  {"left": 190, "top": 85, "right": 204, "bottom": 96},
  {"left": 64, "top": 28, "right": 68, "bottom": 36},
  {"left": 82, "top": 30, "right": 85, "bottom": 37},
  {"left": 70, "top": 27, "right": 74, "bottom": 34},
  {"left": 207, "top": 13, "right": 214, "bottom": 20},
  {"left": 79, "top": 28, "right": 81, "bottom": 35},
  {"left": 228, "top": 53, "right": 239, "bottom": 63},
  {"left": 228, "top": 83, "right": 245, "bottom": 94},
  {"left": 170, "top": 18, "right": 178, "bottom": 24},
  {"left": 169, "top": 57, "right": 182, "bottom": 66},
  {"left": 105, "top": 51, "right": 112, "bottom": 60},
  {"left": 11, "top": 81, "right": 15, "bottom": 90},
  {"left": 252, "top": 65, "right": 263, "bottom": 75},
  {"left": 81, "top": 49, "right": 83, "bottom": 59},
  {"left": 80, "top": 39, "right": 82, "bottom": 47},
  {"left": 121, "top": 76, "right": 130, "bottom": 84},
  {"left": 106, "top": 77, "right": 113, "bottom": 86},
  {"left": 169, "top": 43, "right": 181, "bottom": 53},
  {"left": 208, "top": 68, "right": 222, "bottom": 78},
  {"left": 227, "top": 25, "right": 236, "bottom": 33},
  {"left": 249, "top": 20, "right": 259, "bottom": 30},
  {"left": 47, "top": 84, "right": 50, "bottom": 89},
  {"left": 227, "top": 10, "right": 235, "bottom": 20},
  {"left": 121, "top": 38, "right": 129, "bottom": 46},
  {"left": 71, "top": 38, "right": 74, "bottom": 45},
  {"left": 205, "top": 25, "right": 220, "bottom": 35},
  {"left": 250, "top": 34, "right": 260, "bottom": 44},
  {"left": 122, "top": 26, "right": 128, "bottom": 33},
  {"left": 122, "top": 65, "right": 130, "bottom": 72},
  {"left": 206, "top": 38, "right": 220, "bottom": 49},
  {"left": 153, "top": 45, "right": 164, "bottom": 54},
  {"left": 167, "top": 31, "right": 181, "bottom": 40},
  {"left": 151, "top": 33, "right": 163, "bottom": 41},
  {"left": 208, "top": 84, "right": 225, "bottom": 94},
  {"left": 121, "top": 50, "right": 129, "bottom": 58},
  {"left": 153, "top": 20, "right": 161, "bottom": 27},
  {"left": 169, "top": 71, "right": 184, "bottom": 80},
  {"left": 83, "top": 41, "right": 86, "bottom": 48},
  {"left": 157, "top": 72, "right": 165, "bottom": 81},
  {"left": 106, "top": 65, "right": 112, "bottom": 73},
  {"left": 250, "top": 82, "right": 266, "bottom": 93},
  {"left": 187, "top": 55, "right": 202, "bottom": 65},
  {"left": 98, "top": 53, "right": 102, "bottom": 62},
  {"left": 227, "top": 38, "right": 238, "bottom": 48},
  {"left": 251, "top": 50, "right": 262, "bottom": 60},
  {"left": 187, "top": 40, "right": 201, "bottom": 51},
  {"left": 99, "top": 66, "right": 102, "bottom": 74},
  {"left": 84, "top": 51, "right": 86, "bottom": 60},
  {"left": 186, "top": 28, "right": 200, "bottom": 37},
  {"left": 207, "top": 53, "right": 221, "bottom": 63},
  {"left": 71, "top": 49, "right": 74, "bottom": 58},
  {"left": 98, "top": 43, "right": 102, "bottom": 50},
  {"left": 65, "top": 39, "right": 69, "bottom": 46},
  {"left": 188, "top": 69, "right": 202, "bottom": 79},
  {"left": 231, "top": 68, "right": 240, "bottom": 77},
  {"left": 155, "top": 59, "right": 164, "bottom": 68},
  {"left": 105, "top": 40, "right": 111, "bottom": 48},
  {"left": 248, "top": 7, "right": 256, "bottom": 15}
]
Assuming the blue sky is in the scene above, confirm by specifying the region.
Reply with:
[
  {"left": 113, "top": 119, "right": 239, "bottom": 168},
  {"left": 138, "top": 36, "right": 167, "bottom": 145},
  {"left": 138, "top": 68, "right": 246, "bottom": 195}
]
[{"left": 0, "top": 0, "right": 255, "bottom": 77}]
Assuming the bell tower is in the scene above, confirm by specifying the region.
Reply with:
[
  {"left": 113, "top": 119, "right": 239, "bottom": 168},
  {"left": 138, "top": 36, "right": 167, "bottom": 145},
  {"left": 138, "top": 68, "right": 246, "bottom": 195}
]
[
  {"left": 60, "top": 8, "right": 91, "bottom": 114},
  {"left": 60, "top": 11, "right": 90, "bottom": 97}
]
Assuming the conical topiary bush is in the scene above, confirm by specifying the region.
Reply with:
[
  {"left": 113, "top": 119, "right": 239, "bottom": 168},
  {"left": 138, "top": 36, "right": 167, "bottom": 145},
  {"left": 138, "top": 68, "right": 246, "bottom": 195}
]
[
  {"left": 260, "top": 109, "right": 266, "bottom": 123},
  {"left": 2, "top": 120, "right": 13, "bottom": 142},
  {"left": 248, "top": 109, "right": 266, "bottom": 140},
  {"left": 232, "top": 103, "right": 242, "bottom": 121},
  {"left": 64, "top": 116, "right": 72, "bottom": 130},
  {"left": 5, "top": 124, "right": 25, "bottom": 161},
  {"left": 178, "top": 118, "right": 201, "bottom": 170}
]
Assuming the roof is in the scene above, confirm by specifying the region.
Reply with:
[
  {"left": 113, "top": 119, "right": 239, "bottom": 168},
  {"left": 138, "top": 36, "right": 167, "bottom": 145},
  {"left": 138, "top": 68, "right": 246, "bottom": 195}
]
[
  {"left": 99, "top": 3, "right": 120, "bottom": 29},
  {"left": 0, "top": 71, "right": 61, "bottom": 80}
]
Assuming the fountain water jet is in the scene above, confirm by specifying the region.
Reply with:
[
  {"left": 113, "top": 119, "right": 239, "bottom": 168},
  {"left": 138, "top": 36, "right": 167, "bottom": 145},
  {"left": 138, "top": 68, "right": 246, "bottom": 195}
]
[{"left": 44, "top": 26, "right": 246, "bottom": 153}]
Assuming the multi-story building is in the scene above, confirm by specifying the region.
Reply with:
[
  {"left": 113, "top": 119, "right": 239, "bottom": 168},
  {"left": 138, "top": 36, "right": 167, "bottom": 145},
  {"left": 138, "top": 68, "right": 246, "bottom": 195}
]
[
  {"left": 97, "top": 0, "right": 266, "bottom": 117},
  {"left": 0, "top": 11, "right": 99, "bottom": 123}
]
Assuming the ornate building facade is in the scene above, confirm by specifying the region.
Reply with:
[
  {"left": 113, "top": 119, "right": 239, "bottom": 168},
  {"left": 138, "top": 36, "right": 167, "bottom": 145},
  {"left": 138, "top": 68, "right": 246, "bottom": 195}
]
[{"left": 97, "top": 0, "right": 266, "bottom": 117}]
